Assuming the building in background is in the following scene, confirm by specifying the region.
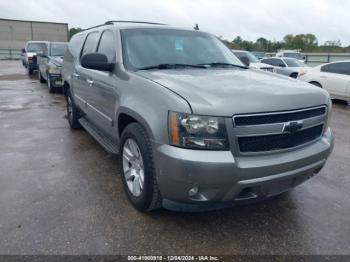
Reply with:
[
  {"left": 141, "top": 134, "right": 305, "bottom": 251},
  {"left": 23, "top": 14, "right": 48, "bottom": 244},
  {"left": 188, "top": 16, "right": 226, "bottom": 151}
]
[{"left": 0, "top": 18, "right": 68, "bottom": 59}]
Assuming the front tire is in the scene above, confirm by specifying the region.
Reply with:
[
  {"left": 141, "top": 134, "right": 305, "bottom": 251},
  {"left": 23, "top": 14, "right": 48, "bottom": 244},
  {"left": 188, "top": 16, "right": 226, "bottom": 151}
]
[
  {"left": 310, "top": 81, "right": 322, "bottom": 88},
  {"left": 39, "top": 71, "right": 46, "bottom": 83},
  {"left": 66, "top": 89, "right": 82, "bottom": 129},
  {"left": 47, "top": 73, "right": 54, "bottom": 93},
  {"left": 120, "top": 123, "right": 162, "bottom": 212}
]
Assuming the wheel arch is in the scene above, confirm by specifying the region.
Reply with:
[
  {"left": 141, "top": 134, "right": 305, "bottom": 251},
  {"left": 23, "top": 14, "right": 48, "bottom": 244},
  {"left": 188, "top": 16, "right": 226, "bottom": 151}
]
[{"left": 117, "top": 107, "right": 155, "bottom": 141}]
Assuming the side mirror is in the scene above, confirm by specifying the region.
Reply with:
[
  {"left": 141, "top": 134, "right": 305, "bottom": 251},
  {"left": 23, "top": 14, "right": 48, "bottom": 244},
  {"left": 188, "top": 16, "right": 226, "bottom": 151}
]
[
  {"left": 81, "top": 53, "right": 114, "bottom": 72},
  {"left": 279, "top": 63, "right": 286, "bottom": 68},
  {"left": 240, "top": 56, "right": 250, "bottom": 67},
  {"left": 22, "top": 48, "right": 25, "bottom": 53}
]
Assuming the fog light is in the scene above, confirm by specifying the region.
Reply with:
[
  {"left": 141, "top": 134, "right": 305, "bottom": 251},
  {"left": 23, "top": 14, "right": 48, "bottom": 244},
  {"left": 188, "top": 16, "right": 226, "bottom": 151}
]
[{"left": 188, "top": 187, "right": 199, "bottom": 196}]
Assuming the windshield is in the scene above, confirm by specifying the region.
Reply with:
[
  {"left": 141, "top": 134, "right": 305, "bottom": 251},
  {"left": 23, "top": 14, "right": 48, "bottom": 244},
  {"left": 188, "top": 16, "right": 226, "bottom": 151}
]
[
  {"left": 27, "top": 43, "right": 46, "bottom": 53},
  {"left": 284, "top": 58, "right": 305, "bottom": 67},
  {"left": 50, "top": 43, "right": 67, "bottom": 56},
  {"left": 121, "top": 28, "right": 243, "bottom": 70},
  {"left": 284, "top": 53, "right": 304, "bottom": 60},
  {"left": 233, "top": 51, "right": 260, "bottom": 63}
]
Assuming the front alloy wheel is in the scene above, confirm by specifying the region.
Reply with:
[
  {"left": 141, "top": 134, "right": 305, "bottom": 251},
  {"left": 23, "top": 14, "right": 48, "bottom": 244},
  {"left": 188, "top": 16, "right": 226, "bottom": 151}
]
[{"left": 122, "top": 138, "right": 145, "bottom": 197}]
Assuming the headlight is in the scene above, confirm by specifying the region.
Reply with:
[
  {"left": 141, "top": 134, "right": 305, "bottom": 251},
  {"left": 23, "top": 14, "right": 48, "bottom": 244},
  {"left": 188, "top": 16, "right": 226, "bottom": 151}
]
[
  {"left": 168, "top": 111, "right": 229, "bottom": 150},
  {"left": 325, "top": 98, "right": 332, "bottom": 132},
  {"left": 48, "top": 66, "right": 61, "bottom": 74}
]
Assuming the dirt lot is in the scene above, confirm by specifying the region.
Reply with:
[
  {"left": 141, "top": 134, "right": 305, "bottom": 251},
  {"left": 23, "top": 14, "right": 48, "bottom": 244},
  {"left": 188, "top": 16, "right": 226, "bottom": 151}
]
[{"left": 0, "top": 60, "right": 349, "bottom": 255}]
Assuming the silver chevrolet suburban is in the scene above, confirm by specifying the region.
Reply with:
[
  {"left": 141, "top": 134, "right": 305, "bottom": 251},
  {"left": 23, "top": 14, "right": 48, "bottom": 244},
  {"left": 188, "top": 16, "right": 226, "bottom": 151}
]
[{"left": 62, "top": 21, "right": 334, "bottom": 212}]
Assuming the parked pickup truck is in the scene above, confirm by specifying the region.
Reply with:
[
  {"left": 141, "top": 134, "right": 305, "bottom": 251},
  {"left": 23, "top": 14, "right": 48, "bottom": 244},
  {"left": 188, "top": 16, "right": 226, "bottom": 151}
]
[
  {"left": 37, "top": 42, "right": 68, "bottom": 93},
  {"left": 22, "top": 41, "right": 48, "bottom": 75},
  {"left": 62, "top": 21, "right": 334, "bottom": 212}
]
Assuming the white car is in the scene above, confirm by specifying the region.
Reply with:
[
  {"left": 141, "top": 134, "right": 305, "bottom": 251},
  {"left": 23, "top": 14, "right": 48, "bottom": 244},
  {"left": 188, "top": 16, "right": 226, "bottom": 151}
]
[
  {"left": 298, "top": 60, "right": 350, "bottom": 101},
  {"left": 232, "top": 50, "right": 275, "bottom": 73}
]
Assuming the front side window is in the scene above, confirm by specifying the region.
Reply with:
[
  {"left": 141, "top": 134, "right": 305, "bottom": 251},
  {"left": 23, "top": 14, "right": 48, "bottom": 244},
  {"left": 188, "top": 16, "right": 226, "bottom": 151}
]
[
  {"left": 262, "top": 58, "right": 284, "bottom": 67},
  {"left": 50, "top": 43, "right": 67, "bottom": 57},
  {"left": 97, "top": 30, "right": 116, "bottom": 62},
  {"left": 233, "top": 51, "right": 260, "bottom": 63},
  {"left": 121, "top": 28, "right": 243, "bottom": 70},
  {"left": 81, "top": 31, "right": 99, "bottom": 57},
  {"left": 321, "top": 62, "right": 350, "bottom": 75}
]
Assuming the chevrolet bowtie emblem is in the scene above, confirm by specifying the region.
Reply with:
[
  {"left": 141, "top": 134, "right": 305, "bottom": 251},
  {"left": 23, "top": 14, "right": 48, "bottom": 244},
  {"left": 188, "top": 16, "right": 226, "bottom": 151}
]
[{"left": 283, "top": 120, "right": 303, "bottom": 133}]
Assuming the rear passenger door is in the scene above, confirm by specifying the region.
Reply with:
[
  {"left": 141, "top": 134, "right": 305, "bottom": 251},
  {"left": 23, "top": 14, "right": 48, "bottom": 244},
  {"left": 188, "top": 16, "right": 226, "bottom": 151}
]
[
  {"left": 73, "top": 31, "right": 100, "bottom": 118},
  {"left": 88, "top": 30, "right": 119, "bottom": 137}
]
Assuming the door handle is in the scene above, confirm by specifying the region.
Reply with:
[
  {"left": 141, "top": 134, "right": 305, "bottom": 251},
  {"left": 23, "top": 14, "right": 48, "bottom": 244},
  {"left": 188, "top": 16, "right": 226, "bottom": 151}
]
[
  {"left": 73, "top": 73, "right": 80, "bottom": 78},
  {"left": 86, "top": 79, "right": 94, "bottom": 86}
]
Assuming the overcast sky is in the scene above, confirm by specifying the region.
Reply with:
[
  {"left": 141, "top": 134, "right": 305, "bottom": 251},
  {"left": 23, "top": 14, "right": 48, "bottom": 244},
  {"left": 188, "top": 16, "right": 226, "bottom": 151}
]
[{"left": 1, "top": 0, "right": 350, "bottom": 46}]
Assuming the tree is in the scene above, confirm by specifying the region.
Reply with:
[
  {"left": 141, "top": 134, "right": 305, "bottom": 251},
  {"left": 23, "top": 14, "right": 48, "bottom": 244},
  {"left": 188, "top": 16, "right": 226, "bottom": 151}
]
[{"left": 69, "top": 27, "right": 83, "bottom": 39}]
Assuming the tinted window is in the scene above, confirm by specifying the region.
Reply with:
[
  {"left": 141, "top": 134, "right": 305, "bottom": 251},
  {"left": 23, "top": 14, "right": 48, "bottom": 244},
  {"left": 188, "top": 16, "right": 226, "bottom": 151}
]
[
  {"left": 81, "top": 32, "right": 99, "bottom": 57},
  {"left": 321, "top": 62, "right": 350, "bottom": 75},
  {"left": 68, "top": 34, "right": 84, "bottom": 57},
  {"left": 262, "top": 58, "right": 284, "bottom": 67},
  {"left": 97, "top": 30, "right": 116, "bottom": 62}
]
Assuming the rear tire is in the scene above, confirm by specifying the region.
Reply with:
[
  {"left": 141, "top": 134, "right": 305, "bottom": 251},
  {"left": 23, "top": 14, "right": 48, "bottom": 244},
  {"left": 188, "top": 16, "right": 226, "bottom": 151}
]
[
  {"left": 119, "top": 123, "right": 162, "bottom": 212},
  {"left": 66, "top": 88, "right": 82, "bottom": 129},
  {"left": 47, "top": 74, "right": 54, "bottom": 93}
]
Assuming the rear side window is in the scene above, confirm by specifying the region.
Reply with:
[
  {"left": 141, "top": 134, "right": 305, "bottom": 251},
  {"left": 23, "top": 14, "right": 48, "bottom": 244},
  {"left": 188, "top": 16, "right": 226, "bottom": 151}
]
[
  {"left": 97, "top": 30, "right": 116, "bottom": 62},
  {"left": 81, "top": 32, "right": 99, "bottom": 57},
  {"left": 68, "top": 34, "right": 84, "bottom": 57},
  {"left": 321, "top": 62, "right": 350, "bottom": 75}
]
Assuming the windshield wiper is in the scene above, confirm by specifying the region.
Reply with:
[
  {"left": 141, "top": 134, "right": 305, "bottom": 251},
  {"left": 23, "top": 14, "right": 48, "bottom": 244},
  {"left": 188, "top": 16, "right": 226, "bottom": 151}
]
[
  {"left": 197, "top": 62, "right": 248, "bottom": 69},
  {"left": 137, "top": 63, "right": 207, "bottom": 70}
]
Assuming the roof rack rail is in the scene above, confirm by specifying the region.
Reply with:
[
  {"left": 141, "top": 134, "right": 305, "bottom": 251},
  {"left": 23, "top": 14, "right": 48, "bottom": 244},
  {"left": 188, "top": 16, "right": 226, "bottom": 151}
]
[{"left": 105, "top": 20, "right": 167, "bottom": 25}]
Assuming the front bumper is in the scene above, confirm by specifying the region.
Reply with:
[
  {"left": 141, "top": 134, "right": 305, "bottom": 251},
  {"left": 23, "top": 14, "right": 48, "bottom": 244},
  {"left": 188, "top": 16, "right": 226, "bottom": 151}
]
[{"left": 154, "top": 128, "right": 334, "bottom": 208}]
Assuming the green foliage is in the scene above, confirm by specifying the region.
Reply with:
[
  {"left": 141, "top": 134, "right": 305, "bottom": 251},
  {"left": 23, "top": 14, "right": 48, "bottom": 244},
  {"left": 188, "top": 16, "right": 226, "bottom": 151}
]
[
  {"left": 228, "top": 34, "right": 350, "bottom": 53},
  {"left": 69, "top": 27, "right": 83, "bottom": 39}
]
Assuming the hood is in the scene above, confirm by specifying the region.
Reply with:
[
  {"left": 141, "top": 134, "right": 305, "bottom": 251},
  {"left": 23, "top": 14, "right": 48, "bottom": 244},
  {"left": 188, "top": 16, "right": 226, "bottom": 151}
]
[
  {"left": 136, "top": 68, "right": 329, "bottom": 116},
  {"left": 250, "top": 62, "right": 274, "bottom": 69},
  {"left": 49, "top": 56, "right": 63, "bottom": 67}
]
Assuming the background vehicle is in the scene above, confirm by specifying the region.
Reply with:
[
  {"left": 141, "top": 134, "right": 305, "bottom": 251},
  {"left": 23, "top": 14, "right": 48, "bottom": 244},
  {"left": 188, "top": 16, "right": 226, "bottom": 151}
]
[
  {"left": 276, "top": 50, "right": 306, "bottom": 63},
  {"left": 298, "top": 60, "right": 350, "bottom": 101},
  {"left": 22, "top": 41, "right": 48, "bottom": 75},
  {"left": 38, "top": 42, "right": 68, "bottom": 93},
  {"left": 261, "top": 57, "right": 309, "bottom": 78},
  {"left": 63, "top": 21, "right": 333, "bottom": 212},
  {"left": 232, "top": 50, "right": 274, "bottom": 72},
  {"left": 251, "top": 51, "right": 265, "bottom": 60}
]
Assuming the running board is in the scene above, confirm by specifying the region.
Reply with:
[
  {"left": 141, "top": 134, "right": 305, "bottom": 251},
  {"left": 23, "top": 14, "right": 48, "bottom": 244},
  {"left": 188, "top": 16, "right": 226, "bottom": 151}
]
[{"left": 79, "top": 117, "right": 119, "bottom": 154}]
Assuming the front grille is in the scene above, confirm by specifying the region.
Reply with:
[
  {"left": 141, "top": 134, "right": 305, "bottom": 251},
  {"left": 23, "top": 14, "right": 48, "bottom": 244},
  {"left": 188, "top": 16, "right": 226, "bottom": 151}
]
[
  {"left": 238, "top": 124, "right": 323, "bottom": 153},
  {"left": 234, "top": 107, "right": 326, "bottom": 126}
]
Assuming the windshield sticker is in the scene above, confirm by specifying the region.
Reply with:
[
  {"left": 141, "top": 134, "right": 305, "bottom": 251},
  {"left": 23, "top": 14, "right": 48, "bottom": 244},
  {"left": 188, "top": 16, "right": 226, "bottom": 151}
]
[{"left": 175, "top": 39, "right": 184, "bottom": 51}]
